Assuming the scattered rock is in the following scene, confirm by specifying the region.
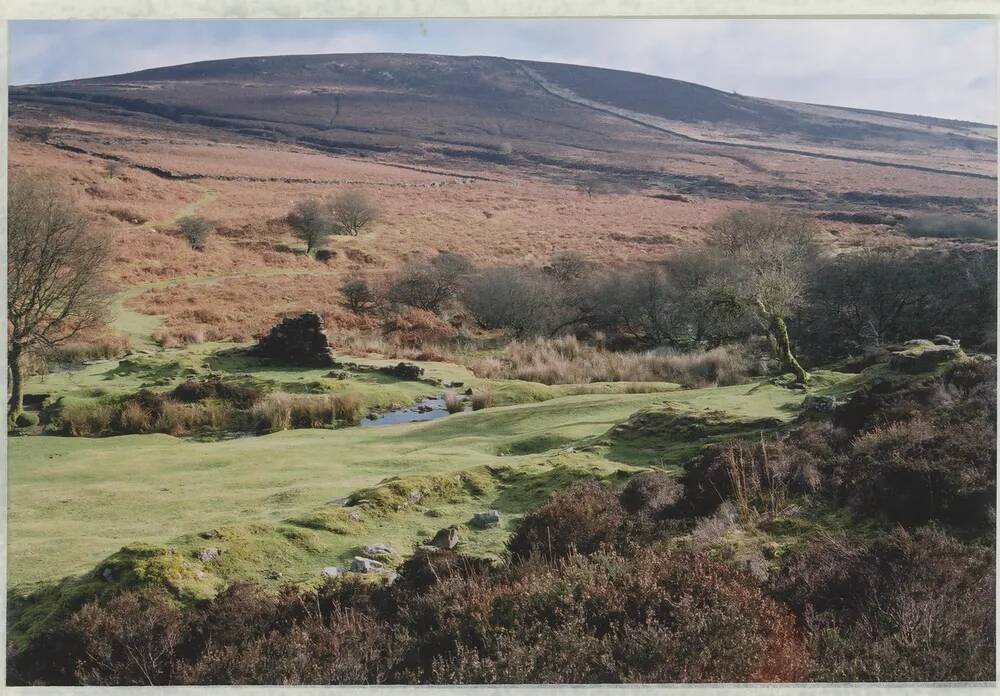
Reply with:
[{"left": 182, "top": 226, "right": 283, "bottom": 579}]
[
  {"left": 430, "top": 525, "right": 460, "bottom": 550},
  {"left": 197, "top": 547, "right": 220, "bottom": 562},
  {"left": 321, "top": 566, "right": 344, "bottom": 578},
  {"left": 471, "top": 510, "right": 501, "bottom": 528},
  {"left": 933, "top": 335, "right": 960, "bottom": 347},
  {"left": 386, "top": 571, "right": 400, "bottom": 585},
  {"left": 325, "top": 497, "right": 352, "bottom": 507},
  {"left": 351, "top": 556, "right": 385, "bottom": 573},
  {"left": 378, "top": 362, "right": 425, "bottom": 381},
  {"left": 252, "top": 311, "right": 335, "bottom": 366},
  {"left": 444, "top": 381, "right": 464, "bottom": 388},
  {"left": 801, "top": 394, "right": 841, "bottom": 413},
  {"left": 266, "top": 570, "right": 283, "bottom": 580},
  {"left": 417, "top": 544, "right": 441, "bottom": 553},
  {"left": 101, "top": 567, "right": 115, "bottom": 582},
  {"left": 363, "top": 543, "right": 394, "bottom": 557},
  {"left": 890, "top": 344, "right": 964, "bottom": 373},
  {"left": 903, "top": 339, "right": 935, "bottom": 348},
  {"left": 347, "top": 510, "right": 363, "bottom": 522}
]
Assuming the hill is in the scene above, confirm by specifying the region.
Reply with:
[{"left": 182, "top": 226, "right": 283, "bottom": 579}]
[{"left": 11, "top": 53, "right": 997, "bottom": 203}]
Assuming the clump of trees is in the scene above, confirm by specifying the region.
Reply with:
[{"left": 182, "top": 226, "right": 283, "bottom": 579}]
[
  {"left": 7, "top": 176, "right": 112, "bottom": 426},
  {"left": 287, "top": 191, "right": 378, "bottom": 253}
]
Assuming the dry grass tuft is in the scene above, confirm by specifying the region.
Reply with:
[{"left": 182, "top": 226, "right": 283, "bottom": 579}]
[{"left": 471, "top": 336, "right": 750, "bottom": 387}]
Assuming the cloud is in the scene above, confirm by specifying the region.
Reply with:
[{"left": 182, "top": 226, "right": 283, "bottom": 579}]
[{"left": 9, "top": 18, "right": 996, "bottom": 123}]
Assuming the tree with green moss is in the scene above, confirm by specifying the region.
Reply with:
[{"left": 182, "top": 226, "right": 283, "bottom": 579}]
[
  {"left": 707, "top": 208, "right": 818, "bottom": 383},
  {"left": 7, "top": 176, "right": 112, "bottom": 425}
]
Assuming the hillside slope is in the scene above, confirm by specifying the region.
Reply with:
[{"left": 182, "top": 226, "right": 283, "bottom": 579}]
[{"left": 11, "top": 52, "right": 996, "bottom": 186}]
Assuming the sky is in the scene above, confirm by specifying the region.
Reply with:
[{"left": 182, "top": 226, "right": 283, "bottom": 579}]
[{"left": 9, "top": 18, "right": 997, "bottom": 123}]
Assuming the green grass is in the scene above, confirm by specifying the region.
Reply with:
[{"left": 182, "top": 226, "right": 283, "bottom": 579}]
[{"left": 9, "top": 370, "right": 829, "bottom": 589}]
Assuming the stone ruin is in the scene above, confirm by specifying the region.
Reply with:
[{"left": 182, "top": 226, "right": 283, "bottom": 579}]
[{"left": 253, "top": 311, "right": 335, "bottom": 366}]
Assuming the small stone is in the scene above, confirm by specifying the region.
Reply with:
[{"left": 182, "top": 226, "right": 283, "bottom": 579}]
[
  {"left": 386, "top": 571, "right": 400, "bottom": 586},
  {"left": 101, "top": 567, "right": 115, "bottom": 582},
  {"left": 326, "top": 497, "right": 352, "bottom": 507},
  {"left": 265, "top": 570, "right": 283, "bottom": 580},
  {"left": 903, "top": 339, "right": 935, "bottom": 348},
  {"left": 471, "top": 510, "right": 501, "bottom": 528},
  {"left": 351, "top": 556, "right": 385, "bottom": 573},
  {"left": 933, "top": 335, "right": 959, "bottom": 347},
  {"left": 363, "top": 543, "right": 394, "bottom": 557},
  {"left": 321, "top": 566, "right": 344, "bottom": 578},
  {"left": 197, "top": 547, "right": 220, "bottom": 562},
  {"left": 417, "top": 545, "right": 441, "bottom": 553},
  {"left": 348, "top": 510, "right": 363, "bottom": 522}
]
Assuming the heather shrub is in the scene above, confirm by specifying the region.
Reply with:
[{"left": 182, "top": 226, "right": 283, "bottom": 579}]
[
  {"left": 67, "top": 588, "right": 188, "bottom": 685},
  {"left": 619, "top": 470, "right": 683, "bottom": 514},
  {"left": 773, "top": 528, "right": 995, "bottom": 682},
  {"left": 838, "top": 412, "right": 995, "bottom": 528},
  {"left": 507, "top": 481, "right": 626, "bottom": 561},
  {"left": 398, "top": 547, "right": 806, "bottom": 683},
  {"left": 679, "top": 437, "right": 822, "bottom": 520},
  {"left": 177, "top": 611, "right": 400, "bottom": 685}
]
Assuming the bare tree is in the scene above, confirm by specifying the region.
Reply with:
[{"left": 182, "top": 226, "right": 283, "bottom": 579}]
[
  {"left": 7, "top": 176, "right": 112, "bottom": 423},
  {"left": 387, "top": 252, "right": 472, "bottom": 313},
  {"left": 707, "top": 208, "right": 819, "bottom": 383},
  {"left": 287, "top": 199, "right": 334, "bottom": 253},
  {"left": 339, "top": 278, "right": 379, "bottom": 315},
  {"left": 177, "top": 215, "right": 213, "bottom": 250},
  {"left": 330, "top": 191, "right": 377, "bottom": 237}
]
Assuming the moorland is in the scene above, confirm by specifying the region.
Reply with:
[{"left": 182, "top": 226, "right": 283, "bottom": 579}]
[{"left": 6, "top": 53, "right": 998, "bottom": 685}]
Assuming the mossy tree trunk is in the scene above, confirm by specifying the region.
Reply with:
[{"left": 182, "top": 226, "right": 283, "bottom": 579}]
[
  {"left": 8, "top": 342, "right": 24, "bottom": 425},
  {"left": 770, "top": 314, "right": 810, "bottom": 384}
]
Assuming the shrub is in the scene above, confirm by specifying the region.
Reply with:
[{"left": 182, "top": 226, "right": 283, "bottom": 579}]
[
  {"left": 839, "top": 412, "right": 995, "bottom": 528},
  {"left": 177, "top": 216, "right": 213, "bottom": 250},
  {"left": 507, "top": 481, "right": 625, "bottom": 561},
  {"left": 14, "top": 411, "right": 39, "bottom": 428},
  {"left": 68, "top": 588, "right": 188, "bottom": 685},
  {"left": 399, "top": 547, "right": 806, "bottom": 683},
  {"left": 619, "top": 471, "right": 683, "bottom": 514},
  {"left": 340, "top": 278, "right": 378, "bottom": 314},
  {"left": 388, "top": 253, "right": 472, "bottom": 313},
  {"left": 314, "top": 248, "right": 336, "bottom": 263},
  {"left": 903, "top": 213, "right": 996, "bottom": 240},
  {"left": 773, "top": 528, "right": 995, "bottom": 682},
  {"left": 461, "top": 266, "right": 558, "bottom": 338}
]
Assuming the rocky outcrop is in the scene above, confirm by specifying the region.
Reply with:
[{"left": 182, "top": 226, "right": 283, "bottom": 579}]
[{"left": 252, "top": 312, "right": 334, "bottom": 366}]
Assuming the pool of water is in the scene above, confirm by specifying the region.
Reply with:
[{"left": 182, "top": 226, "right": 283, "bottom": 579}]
[{"left": 361, "top": 396, "right": 467, "bottom": 427}]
